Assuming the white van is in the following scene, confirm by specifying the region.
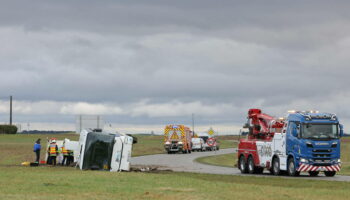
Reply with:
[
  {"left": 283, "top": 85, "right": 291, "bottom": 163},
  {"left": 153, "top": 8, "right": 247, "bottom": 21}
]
[{"left": 191, "top": 138, "right": 205, "bottom": 151}]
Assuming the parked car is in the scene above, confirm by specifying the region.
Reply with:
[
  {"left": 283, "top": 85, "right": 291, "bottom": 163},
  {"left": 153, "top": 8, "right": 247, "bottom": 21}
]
[
  {"left": 199, "top": 135, "right": 219, "bottom": 151},
  {"left": 191, "top": 138, "right": 205, "bottom": 151}
]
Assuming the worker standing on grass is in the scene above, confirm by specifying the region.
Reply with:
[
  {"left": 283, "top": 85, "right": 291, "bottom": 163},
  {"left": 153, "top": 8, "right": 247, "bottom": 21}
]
[
  {"left": 61, "top": 145, "right": 68, "bottom": 166},
  {"left": 67, "top": 150, "right": 74, "bottom": 166},
  {"left": 47, "top": 139, "right": 58, "bottom": 166},
  {"left": 33, "top": 139, "right": 41, "bottom": 163}
]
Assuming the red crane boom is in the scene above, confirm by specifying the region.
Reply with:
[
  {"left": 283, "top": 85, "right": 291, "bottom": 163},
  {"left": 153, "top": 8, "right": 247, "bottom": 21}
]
[{"left": 245, "top": 109, "right": 284, "bottom": 140}]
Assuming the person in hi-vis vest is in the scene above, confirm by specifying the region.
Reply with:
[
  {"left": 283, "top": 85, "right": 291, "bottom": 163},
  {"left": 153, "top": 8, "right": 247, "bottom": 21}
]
[
  {"left": 47, "top": 139, "right": 58, "bottom": 165},
  {"left": 61, "top": 145, "right": 69, "bottom": 166}
]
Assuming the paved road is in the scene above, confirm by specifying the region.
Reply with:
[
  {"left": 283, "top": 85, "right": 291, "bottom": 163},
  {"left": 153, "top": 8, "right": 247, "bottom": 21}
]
[{"left": 131, "top": 148, "right": 350, "bottom": 182}]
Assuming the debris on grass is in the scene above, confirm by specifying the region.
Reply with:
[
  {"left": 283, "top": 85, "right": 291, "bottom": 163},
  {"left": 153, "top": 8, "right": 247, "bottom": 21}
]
[{"left": 131, "top": 165, "right": 172, "bottom": 173}]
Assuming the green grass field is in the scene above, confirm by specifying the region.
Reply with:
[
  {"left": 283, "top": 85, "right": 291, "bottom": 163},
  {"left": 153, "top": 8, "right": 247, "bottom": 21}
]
[
  {"left": 0, "top": 134, "right": 79, "bottom": 166},
  {"left": 1, "top": 166, "right": 350, "bottom": 200},
  {"left": 132, "top": 135, "right": 238, "bottom": 156},
  {"left": 340, "top": 138, "right": 350, "bottom": 175},
  {"left": 1, "top": 134, "right": 350, "bottom": 200},
  {"left": 217, "top": 135, "right": 239, "bottom": 149},
  {"left": 195, "top": 153, "right": 236, "bottom": 168},
  {"left": 0, "top": 134, "right": 238, "bottom": 164},
  {"left": 132, "top": 135, "right": 165, "bottom": 157},
  {"left": 1, "top": 165, "right": 350, "bottom": 200}
]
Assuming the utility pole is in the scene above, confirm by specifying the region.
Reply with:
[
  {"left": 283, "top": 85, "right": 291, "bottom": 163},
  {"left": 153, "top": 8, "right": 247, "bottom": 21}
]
[
  {"left": 97, "top": 115, "right": 100, "bottom": 129},
  {"left": 192, "top": 113, "right": 195, "bottom": 136},
  {"left": 9, "top": 96, "right": 12, "bottom": 125},
  {"left": 78, "top": 115, "right": 82, "bottom": 133}
]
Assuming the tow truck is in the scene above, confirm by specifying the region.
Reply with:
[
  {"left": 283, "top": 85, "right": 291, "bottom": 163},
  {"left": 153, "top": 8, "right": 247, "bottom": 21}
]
[{"left": 238, "top": 109, "right": 343, "bottom": 177}]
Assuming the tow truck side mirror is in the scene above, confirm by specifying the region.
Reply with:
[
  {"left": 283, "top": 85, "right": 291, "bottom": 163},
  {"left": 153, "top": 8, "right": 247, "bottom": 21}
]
[{"left": 339, "top": 124, "right": 344, "bottom": 137}]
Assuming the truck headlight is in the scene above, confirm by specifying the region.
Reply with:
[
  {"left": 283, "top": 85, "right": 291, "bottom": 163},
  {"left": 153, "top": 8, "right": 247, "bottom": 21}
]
[
  {"left": 300, "top": 158, "right": 308, "bottom": 163},
  {"left": 306, "top": 142, "right": 313, "bottom": 148},
  {"left": 331, "top": 142, "right": 338, "bottom": 148},
  {"left": 338, "top": 159, "right": 341, "bottom": 163},
  {"left": 165, "top": 141, "right": 170, "bottom": 145},
  {"left": 178, "top": 142, "right": 183, "bottom": 145}
]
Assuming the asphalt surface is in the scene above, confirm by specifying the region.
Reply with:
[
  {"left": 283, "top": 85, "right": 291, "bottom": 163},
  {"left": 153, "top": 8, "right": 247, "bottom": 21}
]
[{"left": 131, "top": 148, "right": 350, "bottom": 182}]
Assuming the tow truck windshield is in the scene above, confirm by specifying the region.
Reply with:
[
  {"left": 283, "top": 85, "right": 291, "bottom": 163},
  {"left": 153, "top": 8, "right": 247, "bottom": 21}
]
[{"left": 301, "top": 124, "right": 338, "bottom": 139}]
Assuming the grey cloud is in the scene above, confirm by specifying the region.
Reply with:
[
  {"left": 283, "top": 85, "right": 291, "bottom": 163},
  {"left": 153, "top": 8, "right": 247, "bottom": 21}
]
[{"left": 0, "top": 1, "right": 350, "bottom": 130}]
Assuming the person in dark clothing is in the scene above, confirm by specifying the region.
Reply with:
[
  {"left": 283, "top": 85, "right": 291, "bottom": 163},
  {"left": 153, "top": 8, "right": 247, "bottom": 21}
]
[
  {"left": 33, "top": 139, "right": 41, "bottom": 163},
  {"left": 67, "top": 150, "right": 74, "bottom": 166}
]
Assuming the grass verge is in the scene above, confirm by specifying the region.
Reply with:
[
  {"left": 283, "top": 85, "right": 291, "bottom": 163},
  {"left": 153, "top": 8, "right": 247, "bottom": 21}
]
[
  {"left": 1, "top": 166, "right": 350, "bottom": 200},
  {"left": 195, "top": 153, "right": 236, "bottom": 168}
]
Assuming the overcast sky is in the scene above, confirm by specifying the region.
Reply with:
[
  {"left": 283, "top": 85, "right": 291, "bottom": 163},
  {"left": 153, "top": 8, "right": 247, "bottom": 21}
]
[{"left": 1, "top": 0, "right": 350, "bottom": 133}]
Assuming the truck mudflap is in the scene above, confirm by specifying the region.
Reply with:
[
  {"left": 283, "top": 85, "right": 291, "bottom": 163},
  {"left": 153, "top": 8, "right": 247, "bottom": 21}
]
[{"left": 298, "top": 164, "right": 341, "bottom": 172}]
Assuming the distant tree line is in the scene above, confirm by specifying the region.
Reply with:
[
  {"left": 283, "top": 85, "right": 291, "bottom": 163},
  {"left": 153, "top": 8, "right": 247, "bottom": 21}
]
[
  {"left": 0, "top": 125, "right": 18, "bottom": 134},
  {"left": 20, "top": 130, "right": 74, "bottom": 134}
]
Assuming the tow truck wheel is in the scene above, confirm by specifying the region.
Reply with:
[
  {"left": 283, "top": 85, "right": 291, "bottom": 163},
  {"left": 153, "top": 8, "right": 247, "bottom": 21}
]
[
  {"left": 239, "top": 155, "right": 248, "bottom": 174},
  {"left": 324, "top": 171, "right": 336, "bottom": 177},
  {"left": 287, "top": 158, "right": 300, "bottom": 176},
  {"left": 247, "top": 156, "right": 255, "bottom": 174},
  {"left": 309, "top": 171, "right": 319, "bottom": 176},
  {"left": 272, "top": 157, "right": 281, "bottom": 175}
]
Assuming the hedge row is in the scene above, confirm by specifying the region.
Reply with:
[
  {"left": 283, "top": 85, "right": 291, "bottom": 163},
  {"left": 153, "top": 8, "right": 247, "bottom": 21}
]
[{"left": 0, "top": 125, "right": 18, "bottom": 134}]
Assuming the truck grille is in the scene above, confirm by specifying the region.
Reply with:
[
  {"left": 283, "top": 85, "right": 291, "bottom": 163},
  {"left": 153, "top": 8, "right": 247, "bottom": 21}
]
[
  {"left": 312, "top": 149, "right": 332, "bottom": 158},
  {"left": 312, "top": 159, "right": 332, "bottom": 166},
  {"left": 312, "top": 153, "right": 331, "bottom": 158},
  {"left": 311, "top": 149, "right": 333, "bottom": 166},
  {"left": 313, "top": 149, "right": 332, "bottom": 153}
]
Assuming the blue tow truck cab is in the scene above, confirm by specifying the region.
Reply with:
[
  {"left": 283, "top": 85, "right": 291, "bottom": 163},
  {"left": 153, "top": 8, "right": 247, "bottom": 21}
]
[{"left": 285, "top": 111, "right": 343, "bottom": 176}]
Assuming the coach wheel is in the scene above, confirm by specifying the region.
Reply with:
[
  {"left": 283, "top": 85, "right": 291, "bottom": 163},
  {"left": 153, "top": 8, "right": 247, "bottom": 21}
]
[
  {"left": 324, "top": 171, "right": 336, "bottom": 177},
  {"left": 272, "top": 157, "right": 281, "bottom": 175},
  {"left": 309, "top": 171, "right": 319, "bottom": 177},
  {"left": 287, "top": 157, "right": 300, "bottom": 176},
  {"left": 247, "top": 156, "right": 255, "bottom": 174},
  {"left": 239, "top": 155, "right": 248, "bottom": 174}
]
